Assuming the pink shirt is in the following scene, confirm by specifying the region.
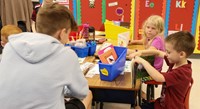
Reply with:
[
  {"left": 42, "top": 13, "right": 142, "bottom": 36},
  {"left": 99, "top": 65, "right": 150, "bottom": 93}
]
[{"left": 151, "top": 36, "right": 165, "bottom": 71}]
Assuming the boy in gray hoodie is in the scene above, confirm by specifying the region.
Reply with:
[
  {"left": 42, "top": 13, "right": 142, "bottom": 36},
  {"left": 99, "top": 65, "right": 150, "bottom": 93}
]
[{"left": 0, "top": 3, "right": 91, "bottom": 109}]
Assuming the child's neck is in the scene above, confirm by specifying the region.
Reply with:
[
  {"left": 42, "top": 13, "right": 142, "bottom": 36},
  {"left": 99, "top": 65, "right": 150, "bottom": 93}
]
[
  {"left": 144, "top": 36, "right": 157, "bottom": 49},
  {"left": 173, "top": 58, "right": 188, "bottom": 69}
]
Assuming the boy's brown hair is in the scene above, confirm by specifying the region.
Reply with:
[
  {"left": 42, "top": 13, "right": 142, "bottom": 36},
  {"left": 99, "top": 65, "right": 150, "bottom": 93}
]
[
  {"left": 36, "top": 3, "right": 77, "bottom": 36},
  {"left": 165, "top": 31, "right": 195, "bottom": 57},
  {"left": 1, "top": 25, "right": 22, "bottom": 44}
]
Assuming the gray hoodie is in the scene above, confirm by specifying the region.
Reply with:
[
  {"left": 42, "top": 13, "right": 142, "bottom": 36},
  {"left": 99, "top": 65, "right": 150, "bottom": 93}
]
[{"left": 0, "top": 32, "right": 89, "bottom": 109}]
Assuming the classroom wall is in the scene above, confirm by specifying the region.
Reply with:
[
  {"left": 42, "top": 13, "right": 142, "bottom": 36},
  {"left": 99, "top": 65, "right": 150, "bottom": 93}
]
[
  {"left": 32, "top": 0, "right": 200, "bottom": 53},
  {"left": 58, "top": 0, "right": 200, "bottom": 53}
]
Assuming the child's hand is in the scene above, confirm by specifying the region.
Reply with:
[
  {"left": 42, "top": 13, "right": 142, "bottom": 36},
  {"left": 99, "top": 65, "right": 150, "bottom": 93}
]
[
  {"left": 127, "top": 51, "right": 141, "bottom": 60},
  {"left": 128, "top": 40, "right": 135, "bottom": 45},
  {"left": 127, "top": 49, "right": 134, "bottom": 55},
  {"left": 131, "top": 56, "right": 145, "bottom": 65}
]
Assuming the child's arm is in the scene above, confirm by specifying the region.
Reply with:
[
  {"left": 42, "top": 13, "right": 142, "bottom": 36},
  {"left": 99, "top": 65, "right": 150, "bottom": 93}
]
[
  {"left": 132, "top": 56, "right": 165, "bottom": 82},
  {"left": 127, "top": 49, "right": 165, "bottom": 59},
  {"left": 31, "top": 20, "right": 36, "bottom": 33},
  {"left": 139, "top": 49, "right": 165, "bottom": 57},
  {"left": 129, "top": 39, "right": 144, "bottom": 45}
]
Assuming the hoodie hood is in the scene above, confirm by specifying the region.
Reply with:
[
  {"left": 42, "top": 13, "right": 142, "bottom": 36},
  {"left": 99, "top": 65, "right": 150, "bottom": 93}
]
[{"left": 8, "top": 32, "right": 62, "bottom": 64}]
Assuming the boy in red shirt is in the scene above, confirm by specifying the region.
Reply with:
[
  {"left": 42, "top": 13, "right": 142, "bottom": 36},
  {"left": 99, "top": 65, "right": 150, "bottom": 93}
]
[{"left": 133, "top": 31, "right": 195, "bottom": 109}]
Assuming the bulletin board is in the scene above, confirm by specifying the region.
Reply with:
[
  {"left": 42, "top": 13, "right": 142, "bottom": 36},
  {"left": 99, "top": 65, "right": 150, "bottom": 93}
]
[
  {"left": 134, "top": 0, "right": 166, "bottom": 40},
  {"left": 69, "top": 0, "right": 73, "bottom": 12},
  {"left": 105, "top": 0, "right": 131, "bottom": 22},
  {"left": 78, "top": 0, "right": 132, "bottom": 31},
  {"left": 80, "top": 0, "right": 103, "bottom": 30},
  {"left": 194, "top": 6, "right": 200, "bottom": 54},
  {"left": 165, "top": 0, "right": 199, "bottom": 36}
]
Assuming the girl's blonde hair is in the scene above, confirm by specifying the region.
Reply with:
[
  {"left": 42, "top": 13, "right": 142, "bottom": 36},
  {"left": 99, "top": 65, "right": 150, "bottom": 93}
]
[{"left": 142, "top": 15, "right": 164, "bottom": 37}]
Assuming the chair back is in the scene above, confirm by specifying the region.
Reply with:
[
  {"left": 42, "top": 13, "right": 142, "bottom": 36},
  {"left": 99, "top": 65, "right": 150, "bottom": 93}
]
[
  {"left": 184, "top": 78, "right": 193, "bottom": 109},
  {"left": 136, "top": 56, "right": 155, "bottom": 82}
]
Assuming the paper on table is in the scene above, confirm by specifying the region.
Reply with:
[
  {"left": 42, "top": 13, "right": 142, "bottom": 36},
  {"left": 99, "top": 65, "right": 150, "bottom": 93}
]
[
  {"left": 85, "top": 60, "right": 132, "bottom": 78},
  {"left": 78, "top": 57, "right": 86, "bottom": 63},
  {"left": 95, "top": 31, "right": 105, "bottom": 36},
  {"left": 123, "top": 60, "right": 132, "bottom": 72},
  {"left": 119, "top": 61, "right": 132, "bottom": 75},
  {"left": 118, "top": 31, "right": 130, "bottom": 47},
  {"left": 85, "top": 64, "right": 100, "bottom": 78},
  {"left": 96, "top": 45, "right": 101, "bottom": 52},
  {"left": 80, "top": 62, "right": 94, "bottom": 71}
]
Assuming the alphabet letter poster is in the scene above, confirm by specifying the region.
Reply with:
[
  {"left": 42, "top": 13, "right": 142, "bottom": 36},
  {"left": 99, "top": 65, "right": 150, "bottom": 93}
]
[{"left": 165, "top": 0, "right": 199, "bottom": 36}]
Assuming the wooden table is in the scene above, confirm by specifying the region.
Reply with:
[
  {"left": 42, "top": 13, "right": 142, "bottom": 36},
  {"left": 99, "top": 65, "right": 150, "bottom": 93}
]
[
  {"left": 87, "top": 72, "right": 141, "bottom": 90},
  {"left": 83, "top": 44, "right": 144, "bottom": 109}
]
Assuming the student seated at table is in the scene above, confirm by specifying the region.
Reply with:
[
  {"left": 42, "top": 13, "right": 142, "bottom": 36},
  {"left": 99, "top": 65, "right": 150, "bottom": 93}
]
[
  {"left": 127, "top": 15, "right": 165, "bottom": 101},
  {"left": 0, "top": 3, "right": 92, "bottom": 109},
  {"left": 132, "top": 31, "right": 195, "bottom": 109},
  {"left": 0, "top": 25, "right": 22, "bottom": 61},
  {"left": 127, "top": 15, "right": 165, "bottom": 72},
  {"left": 1, "top": 25, "right": 22, "bottom": 47}
]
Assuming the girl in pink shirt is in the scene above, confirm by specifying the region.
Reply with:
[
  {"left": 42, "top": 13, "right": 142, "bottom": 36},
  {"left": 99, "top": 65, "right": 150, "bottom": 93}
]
[{"left": 127, "top": 15, "right": 165, "bottom": 72}]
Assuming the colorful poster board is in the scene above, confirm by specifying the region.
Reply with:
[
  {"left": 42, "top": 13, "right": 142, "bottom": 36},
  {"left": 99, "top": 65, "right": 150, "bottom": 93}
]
[
  {"left": 165, "top": 0, "right": 199, "bottom": 36},
  {"left": 106, "top": 0, "right": 131, "bottom": 22},
  {"left": 194, "top": 6, "right": 200, "bottom": 54},
  {"left": 80, "top": 0, "right": 103, "bottom": 30},
  {"left": 79, "top": 0, "right": 132, "bottom": 30},
  {"left": 134, "top": 0, "right": 166, "bottom": 40}
]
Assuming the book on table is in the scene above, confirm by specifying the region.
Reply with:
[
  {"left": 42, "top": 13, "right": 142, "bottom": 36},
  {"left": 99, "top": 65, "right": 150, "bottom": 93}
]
[{"left": 97, "top": 43, "right": 118, "bottom": 64}]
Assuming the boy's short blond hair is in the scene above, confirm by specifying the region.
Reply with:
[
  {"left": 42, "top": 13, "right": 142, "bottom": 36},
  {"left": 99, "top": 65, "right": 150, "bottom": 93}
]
[
  {"left": 36, "top": 3, "right": 77, "bottom": 36},
  {"left": 1, "top": 25, "right": 22, "bottom": 43},
  {"left": 165, "top": 31, "right": 195, "bottom": 57}
]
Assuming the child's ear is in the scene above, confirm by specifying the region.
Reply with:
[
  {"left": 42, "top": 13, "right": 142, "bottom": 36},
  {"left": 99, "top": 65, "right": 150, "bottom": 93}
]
[
  {"left": 60, "top": 28, "right": 70, "bottom": 36},
  {"left": 60, "top": 28, "right": 66, "bottom": 36},
  {"left": 1, "top": 41, "right": 5, "bottom": 47},
  {"left": 59, "top": 28, "right": 71, "bottom": 44},
  {"left": 180, "top": 51, "right": 186, "bottom": 58}
]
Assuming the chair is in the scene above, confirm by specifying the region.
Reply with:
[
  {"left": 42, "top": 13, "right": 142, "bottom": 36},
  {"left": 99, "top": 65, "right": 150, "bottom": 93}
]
[
  {"left": 134, "top": 56, "right": 163, "bottom": 104},
  {"left": 134, "top": 62, "right": 162, "bottom": 105},
  {"left": 184, "top": 78, "right": 193, "bottom": 109},
  {"left": 144, "top": 80, "right": 162, "bottom": 102},
  {"left": 137, "top": 56, "right": 162, "bottom": 102}
]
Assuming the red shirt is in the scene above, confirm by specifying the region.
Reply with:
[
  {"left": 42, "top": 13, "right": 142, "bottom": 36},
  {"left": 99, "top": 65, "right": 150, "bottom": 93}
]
[
  {"left": 31, "top": 4, "right": 41, "bottom": 22},
  {"left": 154, "top": 59, "right": 192, "bottom": 109}
]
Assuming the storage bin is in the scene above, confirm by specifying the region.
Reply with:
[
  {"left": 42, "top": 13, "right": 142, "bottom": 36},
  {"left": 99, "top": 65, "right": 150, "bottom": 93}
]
[
  {"left": 65, "top": 41, "right": 96, "bottom": 57},
  {"left": 98, "top": 46, "right": 127, "bottom": 81},
  {"left": 87, "top": 41, "right": 97, "bottom": 56},
  {"left": 73, "top": 46, "right": 89, "bottom": 58}
]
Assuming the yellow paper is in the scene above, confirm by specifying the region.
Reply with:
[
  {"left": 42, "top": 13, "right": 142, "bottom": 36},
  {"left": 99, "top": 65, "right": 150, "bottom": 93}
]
[{"left": 104, "top": 20, "right": 129, "bottom": 40}]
